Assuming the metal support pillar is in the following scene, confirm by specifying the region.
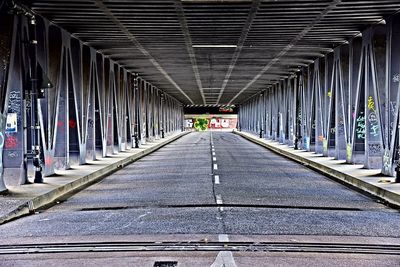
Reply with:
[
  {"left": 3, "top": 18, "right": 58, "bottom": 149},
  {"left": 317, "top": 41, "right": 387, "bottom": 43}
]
[{"left": 28, "top": 16, "right": 43, "bottom": 183}]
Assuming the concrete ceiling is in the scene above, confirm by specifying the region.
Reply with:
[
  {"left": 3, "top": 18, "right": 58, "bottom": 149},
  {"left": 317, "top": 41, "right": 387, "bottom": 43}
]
[{"left": 20, "top": 0, "right": 400, "bottom": 105}]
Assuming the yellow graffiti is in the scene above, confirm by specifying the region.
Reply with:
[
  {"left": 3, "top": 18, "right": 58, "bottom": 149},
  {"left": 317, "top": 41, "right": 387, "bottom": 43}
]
[
  {"left": 346, "top": 144, "right": 352, "bottom": 162},
  {"left": 368, "top": 96, "right": 376, "bottom": 112}
]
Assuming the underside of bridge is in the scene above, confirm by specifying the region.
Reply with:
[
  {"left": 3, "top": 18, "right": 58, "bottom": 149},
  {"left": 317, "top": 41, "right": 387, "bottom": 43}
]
[
  {"left": 1, "top": 0, "right": 400, "bottom": 190},
  {"left": 16, "top": 0, "right": 400, "bottom": 106}
]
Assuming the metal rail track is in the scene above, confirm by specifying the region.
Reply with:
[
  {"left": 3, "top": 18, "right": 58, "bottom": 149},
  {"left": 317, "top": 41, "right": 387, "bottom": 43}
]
[{"left": 0, "top": 242, "right": 399, "bottom": 255}]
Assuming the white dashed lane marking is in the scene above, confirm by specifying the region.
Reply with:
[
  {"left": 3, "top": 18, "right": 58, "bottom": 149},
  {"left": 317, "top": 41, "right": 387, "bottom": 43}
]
[
  {"left": 213, "top": 164, "right": 218, "bottom": 170},
  {"left": 216, "top": 195, "right": 223, "bottom": 205},
  {"left": 216, "top": 195, "right": 224, "bottom": 211},
  {"left": 214, "top": 175, "right": 220, "bottom": 184}
]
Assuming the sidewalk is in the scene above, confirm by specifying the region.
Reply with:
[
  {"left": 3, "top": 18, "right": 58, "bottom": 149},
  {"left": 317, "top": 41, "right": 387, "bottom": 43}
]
[
  {"left": 235, "top": 130, "right": 400, "bottom": 208},
  {"left": 0, "top": 131, "right": 189, "bottom": 224}
]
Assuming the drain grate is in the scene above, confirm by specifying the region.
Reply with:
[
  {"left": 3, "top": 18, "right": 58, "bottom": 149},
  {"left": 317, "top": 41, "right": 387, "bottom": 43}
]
[{"left": 153, "top": 261, "right": 178, "bottom": 267}]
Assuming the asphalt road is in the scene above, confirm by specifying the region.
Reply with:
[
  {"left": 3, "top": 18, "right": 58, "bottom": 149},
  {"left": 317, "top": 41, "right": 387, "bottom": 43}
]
[{"left": 1, "top": 132, "right": 400, "bottom": 266}]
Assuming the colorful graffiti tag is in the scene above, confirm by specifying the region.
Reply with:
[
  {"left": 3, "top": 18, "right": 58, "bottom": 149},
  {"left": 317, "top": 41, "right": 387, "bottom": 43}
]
[{"left": 185, "top": 115, "right": 238, "bottom": 131}]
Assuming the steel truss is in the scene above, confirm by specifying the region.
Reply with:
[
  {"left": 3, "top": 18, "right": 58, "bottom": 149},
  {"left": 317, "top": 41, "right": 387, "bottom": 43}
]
[
  {"left": 239, "top": 15, "right": 400, "bottom": 176},
  {"left": 0, "top": 11, "right": 184, "bottom": 188}
]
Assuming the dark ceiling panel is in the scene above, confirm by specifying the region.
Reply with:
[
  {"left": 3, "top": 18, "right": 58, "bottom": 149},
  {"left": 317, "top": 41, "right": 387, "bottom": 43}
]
[{"left": 20, "top": 0, "right": 400, "bottom": 106}]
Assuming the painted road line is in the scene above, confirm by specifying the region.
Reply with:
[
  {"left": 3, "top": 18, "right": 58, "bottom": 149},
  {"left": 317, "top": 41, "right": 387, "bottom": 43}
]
[
  {"left": 213, "top": 157, "right": 217, "bottom": 161},
  {"left": 210, "top": 251, "right": 237, "bottom": 267},
  {"left": 216, "top": 195, "right": 223, "bottom": 205},
  {"left": 218, "top": 234, "right": 229, "bottom": 242},
  {"left": 212, "top": 152, "right": 216, "bottom": 156},
  {"left": 211, "top": 234, "right": 237, "bottom": 267},
  {"left": 216, "top": 194, "right": 224, "bottom": 211},
  {"left": 214, "top": 164, "right": 218, "bottom": 170},
  {"left": 214, "top": 175, "right": 220, "bottom": 184}
]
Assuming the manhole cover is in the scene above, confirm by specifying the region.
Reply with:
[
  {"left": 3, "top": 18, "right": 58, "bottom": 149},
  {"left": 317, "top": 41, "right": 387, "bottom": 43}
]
[{"left": 153, "top": 261, "right": 178, "bottom": 267}]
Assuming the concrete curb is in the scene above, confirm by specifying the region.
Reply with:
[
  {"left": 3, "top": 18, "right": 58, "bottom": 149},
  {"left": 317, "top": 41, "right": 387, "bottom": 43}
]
[
  {"left": 0, "top": 131, "right": 190, "bottom": 225},
  {"left": 234, "top": 130, "right": 400, "bottom": 207}
]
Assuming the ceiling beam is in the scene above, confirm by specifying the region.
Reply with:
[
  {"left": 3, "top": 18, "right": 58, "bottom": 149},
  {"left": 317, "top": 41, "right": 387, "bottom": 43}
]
[
  {"left": 216, "top": 0, "right": 260, "bottom": 105},
  {"left": 174, "top": 0, "right": 206, "bottom": 104},
  {"left": 228, "top": 0, "right": 342, "bottom": 105},
  {"left": 93, "top": 0, "right": 195, "bottom": 104}
]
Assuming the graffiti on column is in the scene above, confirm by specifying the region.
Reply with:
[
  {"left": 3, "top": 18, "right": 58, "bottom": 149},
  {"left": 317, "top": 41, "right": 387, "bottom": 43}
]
[
  {"left": 297, "top": 107, "right": 302, "bottom": 127},
  {"left": 389, "top": 101, "right": 397, "bottom": 137},
  {"left": 392, "top": 73, "right": 400, "bottom": 83},
  {"left": 368, "top": 112, "right": 379, "bottom": 137},
  {"left": 390, "top": 101, "right": 397, "bottom": 117},
  {"left": 368, "top": 143, "right": 381, "bottom": 156},
  {"left": 0, "top": 116, "right": 5, "bottom": 183},
  {"left": 88, "top": 118, "right": 94, "bottom": 128},
  {"left": 346, "top": 143, "right": 352, "bottom": 161},
  {"left": 185, "top": 119, "right": 193, "bottom": 128},
  {"left": 6, "top": 91, "right": 21, "bottom": 135},
  {"left": 4, "top": 134, "right": 17, "bottom": 149},
  {"left": 337, "top": 118, "right": 344, "bottom": 136},
  {"left": 382, "top": 150, "right": 391, "bottom": 173},
  {"left": 69, "top": 119, "right": 77, "bottom": 129},
  {"left": 0, "top": 132, "right": 4, "bottom": 149},
  {"left": 367, "top": 96, "right": 375, "bottom": 112},
  {"left": 367, "top": 96, "right": 379, "bottom": 138},
  {"left": 7, "top": 151, "right": 19, "bottom": 158},
  {"left": 5, "top": 113, "right": 17, "bottom": 133},
  {"left": 8, "top": 91, "right": 21, "bottom": 114},
  {"left": 356, "top": 114, "right": 365, "bottom": 139}
]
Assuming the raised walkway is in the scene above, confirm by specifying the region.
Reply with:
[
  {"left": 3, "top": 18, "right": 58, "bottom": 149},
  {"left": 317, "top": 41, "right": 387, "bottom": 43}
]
[
  {"left": 0, "top": 131, "right": 189, "bottom": 224},
  {"left": 235, "top": 130, "right": 400, "bottom": 208}
]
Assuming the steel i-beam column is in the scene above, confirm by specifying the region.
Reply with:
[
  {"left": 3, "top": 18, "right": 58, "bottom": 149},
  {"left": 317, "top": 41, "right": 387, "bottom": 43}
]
[
  {"left": 29, "top": 16, "right": 43, "bottom": 183},
  {"left": 347, "top": 37, "right": 362, "bottom": 163},
  {"left": 383, "top": 16, "right": 400, "bottom": 176},
  {"left": 333, "top": 46, "right": 349, "bottom": 160},
  {"left": 363, "top": 28, "right": 385, "bottom": 169},
  {"left": 0, "top": 5, "right": 16, "bottom": 191}
]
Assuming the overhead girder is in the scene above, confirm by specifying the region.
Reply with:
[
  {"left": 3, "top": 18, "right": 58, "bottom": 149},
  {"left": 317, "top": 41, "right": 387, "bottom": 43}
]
[{"left": 13, "top": 0, "right": 400, "bottom": 105}]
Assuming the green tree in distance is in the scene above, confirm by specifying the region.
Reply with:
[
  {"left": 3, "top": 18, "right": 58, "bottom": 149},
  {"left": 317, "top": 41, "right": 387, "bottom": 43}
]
[{"left": 194, "top": 118, "right": 208, "bottom": 131}]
